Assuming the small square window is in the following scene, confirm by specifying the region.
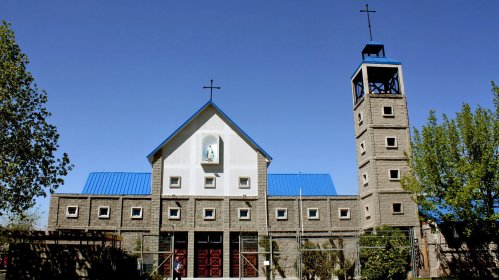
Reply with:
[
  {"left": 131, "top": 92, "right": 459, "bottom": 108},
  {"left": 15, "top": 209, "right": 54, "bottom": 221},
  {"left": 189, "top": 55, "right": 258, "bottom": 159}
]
[
  {"left": 339, "top": 208, "right": 351, "bottom": 220},
  {"left": 205, "top": 177, "right": 216, "bottom": 188},
  {"left": 307, "top": 208, "right": 319, "bottom": 220},
  {"left": 365, "top": 206, "right": 370, "bottom": 219},
  {"left": 131, "top": 207, "right": 143, "bottom": 219},
  {"left": 66, "top": 206, "right": 79, "bottom": 218},
  {"left": 203, "top": 208, "right": 216, "bottom": 220},
  {"left": 389, "top": 169, "right": 400, "bottom": 180},
  {"left": 360, "top": 142, "right": 366, "bottom": 155},
  {"left": 169, "top": 207, "right": 181, "bottom": 220},
  {"left": 386, "top": 137, "right": 397, "bottom": 148},
  {"left": 276, "top": 208, "right": 288, "bottom": 220},
  {"left": 362, "top": 173, "right": 368, "bottom": 186},
  {"left": 239, "top": 177, "right": 250, "bottom": 189},
  {"left": 98, "top": 206, "right": 110, "bottom": 219},
  {"left": 169, "top": 176, "right": 181, "bottom": 188},
  {"left": 238, "top": 208, "right": 250, "bottom": 220},
  {"left": 392, "top": 203, "right": 403, "bottom": 214},
  {"left": 357, "top": 112, "right": 364, "bottom": 126},
  {"left": 383, "top": 106, "right": 394, "bottom": 117}
]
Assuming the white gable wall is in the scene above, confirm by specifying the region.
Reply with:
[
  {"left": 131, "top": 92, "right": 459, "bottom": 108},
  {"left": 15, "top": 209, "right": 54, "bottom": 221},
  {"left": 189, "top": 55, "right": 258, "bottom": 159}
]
[{"left": 162, "top": 106, "right": 259, "bottom": 197}]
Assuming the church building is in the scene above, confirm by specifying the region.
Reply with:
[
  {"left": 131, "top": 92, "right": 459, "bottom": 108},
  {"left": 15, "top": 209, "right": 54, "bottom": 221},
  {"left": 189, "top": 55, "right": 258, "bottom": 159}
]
[{"left": 48, "top": 41, "right": 420, "bottom": 278}]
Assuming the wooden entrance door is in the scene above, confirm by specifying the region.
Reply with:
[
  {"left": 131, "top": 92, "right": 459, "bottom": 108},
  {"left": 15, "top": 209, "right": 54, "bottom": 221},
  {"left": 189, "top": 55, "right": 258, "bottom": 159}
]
[
  {"left": 162, "top": 232, "right": 188, "bottom": 277},
  {"left": 230, "top": 233, "right": 258, "bottom": 277},
  {"left": 195, "top": 232, "right": 223, "bottom": 277}
]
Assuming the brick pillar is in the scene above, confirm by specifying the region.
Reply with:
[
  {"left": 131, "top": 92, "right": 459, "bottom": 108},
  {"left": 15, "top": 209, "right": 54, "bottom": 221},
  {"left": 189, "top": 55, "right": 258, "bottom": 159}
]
[
  {"left": 256, "top": 152, "right": 269, "bottom": 236},
  {"left": 47, "top": 196, "right": 60, "bottom": 230},
  {"left": 187, "top": 231, "right": 195, "bottom": 278},
  {"left": 222, "top": 198, "right": 230, "bottom": 277},
  {"left": 223, "top": 230, "right": 230, "bottom": 277},
  {"left": 150, "top": 153, "right": 163, "bottom": 267},
  {"left": 257, "top": 152, "right": 269, "bottom": 275}
]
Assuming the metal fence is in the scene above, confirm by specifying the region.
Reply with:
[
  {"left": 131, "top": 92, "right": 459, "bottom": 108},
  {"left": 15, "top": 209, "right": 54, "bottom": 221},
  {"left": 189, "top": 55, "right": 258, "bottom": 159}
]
[{"left": 239, "top": 229, "right": 418, "bottom": 280}]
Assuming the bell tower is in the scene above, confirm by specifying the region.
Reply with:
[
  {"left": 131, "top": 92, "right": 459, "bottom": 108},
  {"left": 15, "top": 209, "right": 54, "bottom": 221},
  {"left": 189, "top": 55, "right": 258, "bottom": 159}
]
[{"left": 351, "top": 42, "right": 419, "bottom": 231}]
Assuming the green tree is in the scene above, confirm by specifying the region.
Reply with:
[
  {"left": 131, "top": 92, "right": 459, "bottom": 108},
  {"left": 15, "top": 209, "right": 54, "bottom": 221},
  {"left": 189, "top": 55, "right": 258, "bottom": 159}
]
[
  {"left": 0, "top": 208, "right": 40, "bottom": 252},
  {"left": 259, "top": 238, "right": 285, "bottom": 279},
  {"left": 402, "top": 82, "right": 499, "bottom": 239},
  {"left": 0, "top": 21, "right": 72, "bottom": 216},
  {"left": 359, "top": 226, "right": 410, "bottom": 280},
  {"left": 301, "top": 239, "right": 337, "bottom": 280}
]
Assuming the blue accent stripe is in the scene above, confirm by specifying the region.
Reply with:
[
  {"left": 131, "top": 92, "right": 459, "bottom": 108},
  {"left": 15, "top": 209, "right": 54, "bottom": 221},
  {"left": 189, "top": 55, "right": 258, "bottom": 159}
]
[
  {"left": 82, "top": 172, "right": 151, "bottom": 195},
  {"left": 268, "top": 174, "right": 337, "bottom": 196},
  {"left": 146, "top": 100, "right": 272, "bottom": 161}
]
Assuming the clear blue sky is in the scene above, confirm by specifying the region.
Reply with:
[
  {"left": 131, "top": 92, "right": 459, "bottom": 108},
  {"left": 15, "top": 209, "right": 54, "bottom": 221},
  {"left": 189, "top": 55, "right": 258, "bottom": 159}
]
[{"left": 1, "top": 1, "right": 498, "bottom": 228}]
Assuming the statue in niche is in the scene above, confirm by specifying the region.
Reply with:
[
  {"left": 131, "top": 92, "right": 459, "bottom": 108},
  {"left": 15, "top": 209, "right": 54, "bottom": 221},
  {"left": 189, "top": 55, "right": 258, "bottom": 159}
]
[{"left": 205, "top": 145, "right": 215, "bottom": 162}]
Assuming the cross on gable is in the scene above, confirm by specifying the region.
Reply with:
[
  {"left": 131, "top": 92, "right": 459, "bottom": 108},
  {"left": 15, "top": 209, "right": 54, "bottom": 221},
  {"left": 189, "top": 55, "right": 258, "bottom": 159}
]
[
  {"left": 360, "top": 4, "right": 376, "bottom": 41},
  {"left": 203, "top": 79, "right": 221, "bottom": 101}
]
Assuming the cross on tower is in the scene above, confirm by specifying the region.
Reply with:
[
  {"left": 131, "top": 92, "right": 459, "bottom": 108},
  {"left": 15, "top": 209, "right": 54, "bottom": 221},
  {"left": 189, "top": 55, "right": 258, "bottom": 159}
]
[
  {"left": 360, "top": 4, "right": 376, "bottom": 41},
  {"left": 203, "top": 79, "right": 221, "bottom": 101}
]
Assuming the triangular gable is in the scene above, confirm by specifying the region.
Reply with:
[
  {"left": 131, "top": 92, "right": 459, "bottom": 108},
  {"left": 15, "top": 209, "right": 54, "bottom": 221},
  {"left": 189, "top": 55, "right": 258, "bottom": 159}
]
[{"left": 147, "top": 100, "right": 272, "bottom": 163}]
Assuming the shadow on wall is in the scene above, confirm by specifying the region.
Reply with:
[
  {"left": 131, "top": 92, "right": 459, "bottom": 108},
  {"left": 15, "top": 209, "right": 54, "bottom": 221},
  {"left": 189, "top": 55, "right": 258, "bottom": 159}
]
[
  {"left": 7, "top": 244, "right": 139, "bottom": 280},
  {"left": 436, "top": 223, "right": 499, "bottom": 279}
]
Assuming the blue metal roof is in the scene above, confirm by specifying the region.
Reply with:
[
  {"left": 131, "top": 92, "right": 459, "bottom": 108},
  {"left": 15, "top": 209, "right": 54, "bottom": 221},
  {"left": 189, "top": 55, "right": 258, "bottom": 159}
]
[
  {"left": 351, "top": 57, "right": 402, "bottom": 79},
  {"left": 268, "top": 174, "right": 337, "bottom": 196},
  {"left": 82, "top": 172, "right": 151, "bottom": 195},
  {"left": 363, "top": 56, "right": 401, "bottom": 65},
  {"left": 147, "top": 100, "right": 272, "bottom": 162},
  {"left": 80, "top": 172, "right": 336, "bottom": 196},
  {"left": 351, "top": 42, "right": 401, "bottom": 79}
]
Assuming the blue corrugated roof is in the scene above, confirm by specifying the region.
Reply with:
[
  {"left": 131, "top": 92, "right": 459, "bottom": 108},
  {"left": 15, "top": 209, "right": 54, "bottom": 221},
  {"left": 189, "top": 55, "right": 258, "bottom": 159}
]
[
  {"left": 147, "top": 100, "right": 272, "bottom": 162},
  {"left": 80, "top": 172, "right": 336, "bottom": 196},
  {"left": 82, "top": 172, "right": 151, "bottom": 195},
  {"left": 268, "top": 174, "right": 337, "bottom": 196}
]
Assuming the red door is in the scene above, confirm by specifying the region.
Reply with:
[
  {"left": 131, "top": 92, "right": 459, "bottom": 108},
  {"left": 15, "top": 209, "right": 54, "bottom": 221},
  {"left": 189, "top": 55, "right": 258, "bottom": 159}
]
[
  {"left": 195, "top": 232, "right": 223, "bottom": 277},
  {"left": 231, "top": 248, "right": 258, "bottom": 277},
  {"left": 163, "top": 248, "right": 187, "bottom": 277},
  {"left": 209, "top": 248, "right": 223, "bottom": 277},
  {"left": 162, "top": 232, "right": 188, "bottom": 277}
]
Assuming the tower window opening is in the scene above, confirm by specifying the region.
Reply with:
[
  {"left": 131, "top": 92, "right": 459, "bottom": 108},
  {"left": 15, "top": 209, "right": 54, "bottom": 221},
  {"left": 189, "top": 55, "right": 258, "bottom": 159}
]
[
  {"left": 362, "top": 173, "right": 368, "bottom": 186},
  {"left": 367, "top": 67, "right": 401, "bottom": 94},
  {"left": 392, "top": 203, "right": 403, "bottom": 214},
  {"left": 357, "top": 112, "right": 364, "bottom": 126},
  {"left": 383, "top": 106, "right": 394, "bottom": 116},
  {"left": 389, "top": 169, "right": 400, "bottom": 180},
  {"left": 386, "top": 137, "right": 398, "bottom": 148},
  {"left": 360, "top": 142, "right": 366, "bottom": 155},
  {"left": 353, "top": 71, "right": 365, "bottom": 104}
]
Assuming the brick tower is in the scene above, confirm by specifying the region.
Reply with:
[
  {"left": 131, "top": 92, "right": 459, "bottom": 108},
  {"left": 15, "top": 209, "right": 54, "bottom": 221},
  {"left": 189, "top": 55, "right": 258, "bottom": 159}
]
[{"left": 351, "top": 42, "right": 419, "bottom": 231}]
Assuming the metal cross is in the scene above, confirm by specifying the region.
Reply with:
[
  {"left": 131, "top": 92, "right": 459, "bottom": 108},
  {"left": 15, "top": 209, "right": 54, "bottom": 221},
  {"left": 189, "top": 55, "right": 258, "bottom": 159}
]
[
  {"left": 203, "top": 79, "right": 221, "bottom": 101},
  {"left": 360, "top": 4, "right": 376, "bottom": 41}
]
